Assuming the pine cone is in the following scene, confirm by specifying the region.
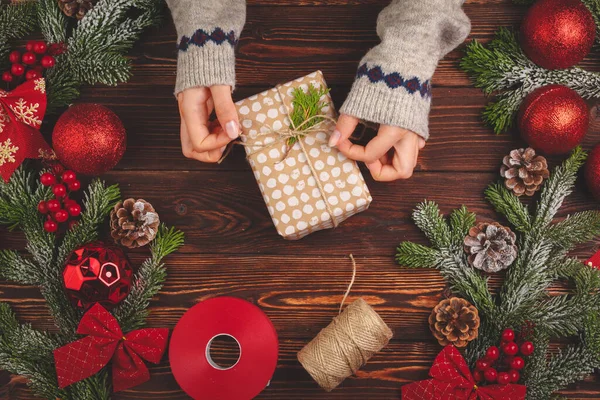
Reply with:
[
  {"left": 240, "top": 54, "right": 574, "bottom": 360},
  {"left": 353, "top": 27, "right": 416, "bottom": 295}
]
[
  {"left": 110, "top": 199, "right": 160, "bottom": 249},
  {"left": 57, "top": 0, "right": 97, "bottom": 20},
  {"left": 464, "top": 222, "right": 517, "bottom": 273},
  {"left": 500, "top": 148, "right": 549, "bottom": 197},
  {"left": 429, "top": 297, "right": 480, "bottom": 348}
]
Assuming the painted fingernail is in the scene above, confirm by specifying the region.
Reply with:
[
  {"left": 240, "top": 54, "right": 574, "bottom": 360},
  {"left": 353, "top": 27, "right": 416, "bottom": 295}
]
[
  {"left": 329, "top": 130, "right": 341, "bottom": 147},
  {"left": 226, "top": 121, "right": 239, "bottom": 139}
]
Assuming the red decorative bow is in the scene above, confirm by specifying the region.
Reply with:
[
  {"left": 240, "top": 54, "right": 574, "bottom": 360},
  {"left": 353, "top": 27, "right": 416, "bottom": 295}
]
[
  {"left": 401, "top": 345, "right": 526, "bottom": 400},
  {"left": 53, "top": 303, "right": 169, "bottom": 392},
  {"left": 0, "top": 78, "right": 52, "bottom": 182},
  {"left": 586, "top": 250, "right": 600, "bottom": 269}
]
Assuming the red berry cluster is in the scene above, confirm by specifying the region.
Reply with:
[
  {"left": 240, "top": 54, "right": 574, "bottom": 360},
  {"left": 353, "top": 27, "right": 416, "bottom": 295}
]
[
  {"left": 38, "top": 165, "right": 82, "bottom": 233},
  {"left": 2, "top": 41, "right": 56, "bottom": 83},
  {"left": 472, "top": 328, "right": 534, "bottom": 386}
]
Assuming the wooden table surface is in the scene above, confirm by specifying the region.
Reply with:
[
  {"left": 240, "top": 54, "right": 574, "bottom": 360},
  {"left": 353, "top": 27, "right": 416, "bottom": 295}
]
[{"left": 2, "top": 0, "right": 600, "bottom": 398}]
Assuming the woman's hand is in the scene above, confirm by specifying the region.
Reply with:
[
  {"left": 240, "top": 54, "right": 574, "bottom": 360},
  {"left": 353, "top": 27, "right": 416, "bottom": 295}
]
[
  {"left": 330, "top": 114, "right": 426, "bottom": 182},
  {"left": 177, "top": 85, "right": 240, "bottom": 163}
]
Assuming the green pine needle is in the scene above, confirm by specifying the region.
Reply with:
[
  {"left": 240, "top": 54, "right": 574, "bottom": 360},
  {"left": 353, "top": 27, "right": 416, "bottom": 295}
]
[{"left": 287, "top": 84, "right": 331, "bottom": 146}]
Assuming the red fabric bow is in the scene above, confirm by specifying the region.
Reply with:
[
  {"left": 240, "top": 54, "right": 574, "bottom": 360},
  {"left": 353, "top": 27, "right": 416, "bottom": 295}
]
[
  {"left": 401, "top": 345, "right": 526, "bottom": 400},
  {"left": 53, "top": 303, "right": 169, "bottom": 392},
  {"left": 0, "top": 78, "right": 52, "bottom": 181}
]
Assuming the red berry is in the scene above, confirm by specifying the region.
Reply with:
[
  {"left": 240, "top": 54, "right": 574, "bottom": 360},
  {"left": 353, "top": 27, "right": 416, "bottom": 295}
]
[
  {"left": 509, "top": 369, "right": 520, "bottom": 383},
  {"left": 497, "top": 372, "right": 510, "bottom": 385},
  {"left": 485, "top": 346, "right": 500, "bottom": 361},
  {"left": 68, "top": 203, "right": 81, "bottom": 217},
  {"left": 2, "top": 71, "right": 13, "bottom": 82},
  {"left": 33, "top": 41, "right": 47, "bottom": 55},
  {"left": 520, "top": 341, "right": 534, "bottom": 356},
  {"left": 25, "top": 41, "right": 35, "bottom": 52},
  {"left": 484, "top": 368, "right": 498, "bottom": 383},
  {"left": 476, "top": 359, "right": 490, "bottom": 371},
  {"left": 503, "top": 342, "right": 519, "bottom": 356},
  {"left": 11, "top": 63, "right": 25, "bottom": 76},
  {"left": 61, "top": 170, "right": 77, "bottom": 184},
  {"left": 40, "top": 55, "right": 55, "bottom": 69},
  {"left": 25, "top": 69, "right": 39, "bottom": 81},
  {"left": 21, "top": 51, "right": 36, "bottom": 65},
  {"left": 47, "top": 199, "right": 61, "bottom": 213},
  {"left": 473, "top": 370, "right": 484, "bottom": 382},
  {"left": 52, "top": 183, "right": 67, "bottom": 198},
  {"left": 44, "top": 220, "right": 58, "bottom": 233},
  {"left": 510, "top": 356, "right": 525, "bottom": 370},
  {"left": 40, "top": 172, "right": 56, "bottom": 186},
  {"left": 9, "top": 50, "right": 21, "bottom": 64},
  {"left": 37, "top": 200, "right": 48, "bottom": 214},
  {"left": 68, "top": 180, "right": 81, "bottom": 191},
  {"left": 501, "top": 328, "right": 515, "bottom": 342},
  {"left": 54, "top": 210, "right": 69, "bottom": 223}
]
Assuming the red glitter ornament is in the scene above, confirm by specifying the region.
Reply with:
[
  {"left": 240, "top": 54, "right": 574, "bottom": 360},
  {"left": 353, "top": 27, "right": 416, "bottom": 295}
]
[
  {"left": 519, "top": 85, "right": 589, "bottom": 155},
  {"left": 53, "top": 104, "right": 127, "bottom": 176},
  {"left": 521, "top": 0, "right": 595, "bottom": 70},
  {"left": 62, "top": 242, "right": 133, "bottom": 310},
  {"left": 585, "top": 144, "right": 600, "bottom": 200}
]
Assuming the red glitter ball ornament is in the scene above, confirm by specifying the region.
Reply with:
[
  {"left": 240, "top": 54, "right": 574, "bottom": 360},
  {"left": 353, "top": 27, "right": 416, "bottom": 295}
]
[
  {"left": 521, "top": 0, "right": 595, "bottom": 70},
  {"left": 62, "top": 242, "right": 133, "bottom": 310},
  {"left": 519, "top": 85, "right": 589, "bottom": 155},
  {"left": 585, "top": 144, "right": 600, "bottom": 200},
  {"left": 53, "top": 104, "right": 127, "bottom": 176}
]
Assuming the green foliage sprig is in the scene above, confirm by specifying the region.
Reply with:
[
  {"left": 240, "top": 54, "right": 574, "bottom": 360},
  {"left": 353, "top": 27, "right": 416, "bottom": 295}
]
[
  {"left": 460, "top": 0, "right": 600, "bottom": 134},
  {"left": 0, "top": 166, "right": 184, "bottom": 399},
  {"left": 396, "top": 148, "right": 600, "bottom": 399},
  {"left": 288, "top": 84, "right": 331, "bottom": 146},
  {"left": 1, "top": 0, "right": 163, "bottom": 113}
]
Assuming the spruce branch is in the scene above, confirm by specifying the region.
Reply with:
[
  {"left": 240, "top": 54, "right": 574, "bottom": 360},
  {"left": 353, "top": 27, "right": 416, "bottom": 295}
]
[
  {"left": 395, "top": 242, "right": 440, "bottom": 268},
  {"left": 546, "top": 211, "right": 600, "bottom": 250},
  {"left": 449, "top": 206, "right": 476, "bottom": 246},
  {"left": 113, "top": 225, "right": 184, "bottom": 332},
  {"left": 412, "top": 201, "right": 452, "bottom": 249},
  {"left": 485, "top": 183, "right": 532, "bottom": 232},
  {"left": 0, "top": 250, "right": 40, "bottom": 285},
  {"left": 36, "top": 0, "right": 68, "bottom": 44}
]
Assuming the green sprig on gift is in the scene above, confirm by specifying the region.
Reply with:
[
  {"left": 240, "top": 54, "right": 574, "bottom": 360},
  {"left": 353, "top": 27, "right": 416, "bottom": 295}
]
[
  {"left": 396, "top": 147, "right": 600, "bottom": 399},
  {"left": 287, "top": 84, "right": 331, "bottom": 146},
  {"left": 0, "top": 165, "right": 184, "bottom": 399}
]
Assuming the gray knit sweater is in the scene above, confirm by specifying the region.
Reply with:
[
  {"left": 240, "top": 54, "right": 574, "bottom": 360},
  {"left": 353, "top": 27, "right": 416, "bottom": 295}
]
[{"left": 166, "top": 0, "right": 471, "bottom": 140}]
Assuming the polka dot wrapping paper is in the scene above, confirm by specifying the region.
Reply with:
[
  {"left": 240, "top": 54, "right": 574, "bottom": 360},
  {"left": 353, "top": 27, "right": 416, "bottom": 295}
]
[{"left": 235, "top": 71, "right": 372, "bottom": 240}]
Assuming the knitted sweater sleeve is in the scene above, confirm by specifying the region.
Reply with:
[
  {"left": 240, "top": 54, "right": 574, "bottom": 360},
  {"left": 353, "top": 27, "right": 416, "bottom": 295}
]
[
  {"left": 166, "top": 0, "right": 246, "bottom": 94},
  {"left": 340, "top": 0, "right": 471, "bottom": 140}
]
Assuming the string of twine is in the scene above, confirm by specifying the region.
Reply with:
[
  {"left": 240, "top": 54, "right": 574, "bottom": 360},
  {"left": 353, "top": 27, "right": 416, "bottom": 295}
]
[
  {"left": 297, "top": 255, "right": 393, "bottom": 392},
  {"left": 221, "top": 85, "right": 341, "bottom": 227}
]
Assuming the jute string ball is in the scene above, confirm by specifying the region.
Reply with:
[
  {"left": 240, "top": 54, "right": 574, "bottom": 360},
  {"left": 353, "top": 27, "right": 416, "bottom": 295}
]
[{"left": 297, "top": 256, "right": 393, "bottom": 392}]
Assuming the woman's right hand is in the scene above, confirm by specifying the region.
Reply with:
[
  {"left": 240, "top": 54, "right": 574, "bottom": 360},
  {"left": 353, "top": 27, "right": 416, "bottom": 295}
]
[{"left": 177, "top": 85, "right": 240, "bottom": 163}]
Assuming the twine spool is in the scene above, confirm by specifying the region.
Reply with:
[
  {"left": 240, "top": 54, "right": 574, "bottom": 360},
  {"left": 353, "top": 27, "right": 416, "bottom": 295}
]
[{"left": 297, "top": 256, "right": 393, "bottom": 392}]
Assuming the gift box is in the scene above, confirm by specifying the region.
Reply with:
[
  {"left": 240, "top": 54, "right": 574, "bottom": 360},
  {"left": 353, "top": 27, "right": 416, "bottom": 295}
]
[{"left": 235, "top": 71, "right": 372, "bottom": 240}]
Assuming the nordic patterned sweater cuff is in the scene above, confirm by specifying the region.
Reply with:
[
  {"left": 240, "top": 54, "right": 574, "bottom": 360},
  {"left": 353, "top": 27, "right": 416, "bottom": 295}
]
[
  {"left": 340, "top": 71, "right": 432, "bottom": 141},
  {"left": 175, "top": 43, "right": 236, "bottom": 95}
]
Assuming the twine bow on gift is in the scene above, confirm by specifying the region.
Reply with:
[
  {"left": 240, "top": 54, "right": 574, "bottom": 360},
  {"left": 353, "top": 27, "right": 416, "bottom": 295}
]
[
  {"left": 401, "top": 345, "right": 527, "bottom": 400},
  {"left": 0, "top": 78, "right": 52, "bottom": 182},
  {"left": 53, "top": 303, "right": 169, "bottom": 392}
]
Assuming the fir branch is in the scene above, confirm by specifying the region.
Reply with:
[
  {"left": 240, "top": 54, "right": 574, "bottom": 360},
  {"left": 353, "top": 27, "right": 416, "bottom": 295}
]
[
  {"left": 36, "top": 0, "right": 68, "bottom": 44},
  {"left": 395, "top": 242, "right": 440, "bottom": 268},
  {"left": 45, "top": 55, "right": 81, "bottom": 113},
  {"left": 113, "top": 225, "right": 184, "bottom": 332},
  {"left": 449, "top": 205, "right": 476, "bottom": 246},
  {"left": 0, "top": 250, "right": 40, "bottom": 285},
  {"left": 412, "top": 201, "right": 452, "bottom": 249},
  {"left": 535, "top": 147, "right": 587, "bottom": 229},
  {"left": 0, "top": 2, "right": 37, "bottom": 39},
  {"left": 485, "top": 183, "right": 532, "bottom": 232},
  {"left": 546, "top": 211, "right": 600, "bottom": 250}
]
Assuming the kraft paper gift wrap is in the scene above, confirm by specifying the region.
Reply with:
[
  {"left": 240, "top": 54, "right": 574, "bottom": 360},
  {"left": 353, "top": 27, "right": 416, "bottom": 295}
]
[{"left": 235, "top": 71, "right": 372, "bottom": 240}]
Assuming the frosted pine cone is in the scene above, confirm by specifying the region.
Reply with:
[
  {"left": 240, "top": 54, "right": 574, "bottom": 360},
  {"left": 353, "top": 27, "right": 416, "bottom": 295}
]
[
  {"left": 429, "top": 297, "right": 480, "bottom": 348},
  {"left": 464, "top": 222, "right": 517, "bottom": 273},
  {"left": 58, "top": 0, "right": 97, "bottom": 19},
  {"left": 501, "top": 148, "right": 549, "bottom": 197},
  {"left": 110, "top": 199, "right": 160, "bottom": 249}
]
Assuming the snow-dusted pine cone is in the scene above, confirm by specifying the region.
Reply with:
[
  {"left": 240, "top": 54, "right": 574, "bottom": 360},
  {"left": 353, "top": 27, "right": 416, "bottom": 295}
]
[
  {"left": 57, "top": 0, "right": 97, "bottom": 19},
  {"left": 110, "top": 199, "right": 160, "bottom": 249},
  {"left": 429, "top": 297, "right": 480, "bottom": 348},
  {"left": 464, "top": 222, "right": 517, "bottom": 273},
  {"left": 500, "top": 148, "right": 549, "bottom": 197}
]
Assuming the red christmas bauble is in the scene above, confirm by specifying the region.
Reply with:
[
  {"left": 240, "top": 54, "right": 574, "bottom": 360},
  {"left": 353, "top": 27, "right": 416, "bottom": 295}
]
[
  {"left": 62, "top": 242, "right": 133, "bottom": 310},
  {"left": 519, "top": 85, "right": 589, "bottom": 155},
  {"left": 585, "top": 144, "right": 600, "bottom": 200},
  {"left": 521, "top": 0, "right": 596, "bottom": 70},
  {"left": 53, "top": 104, "right": 127, "bottom": 176}
]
